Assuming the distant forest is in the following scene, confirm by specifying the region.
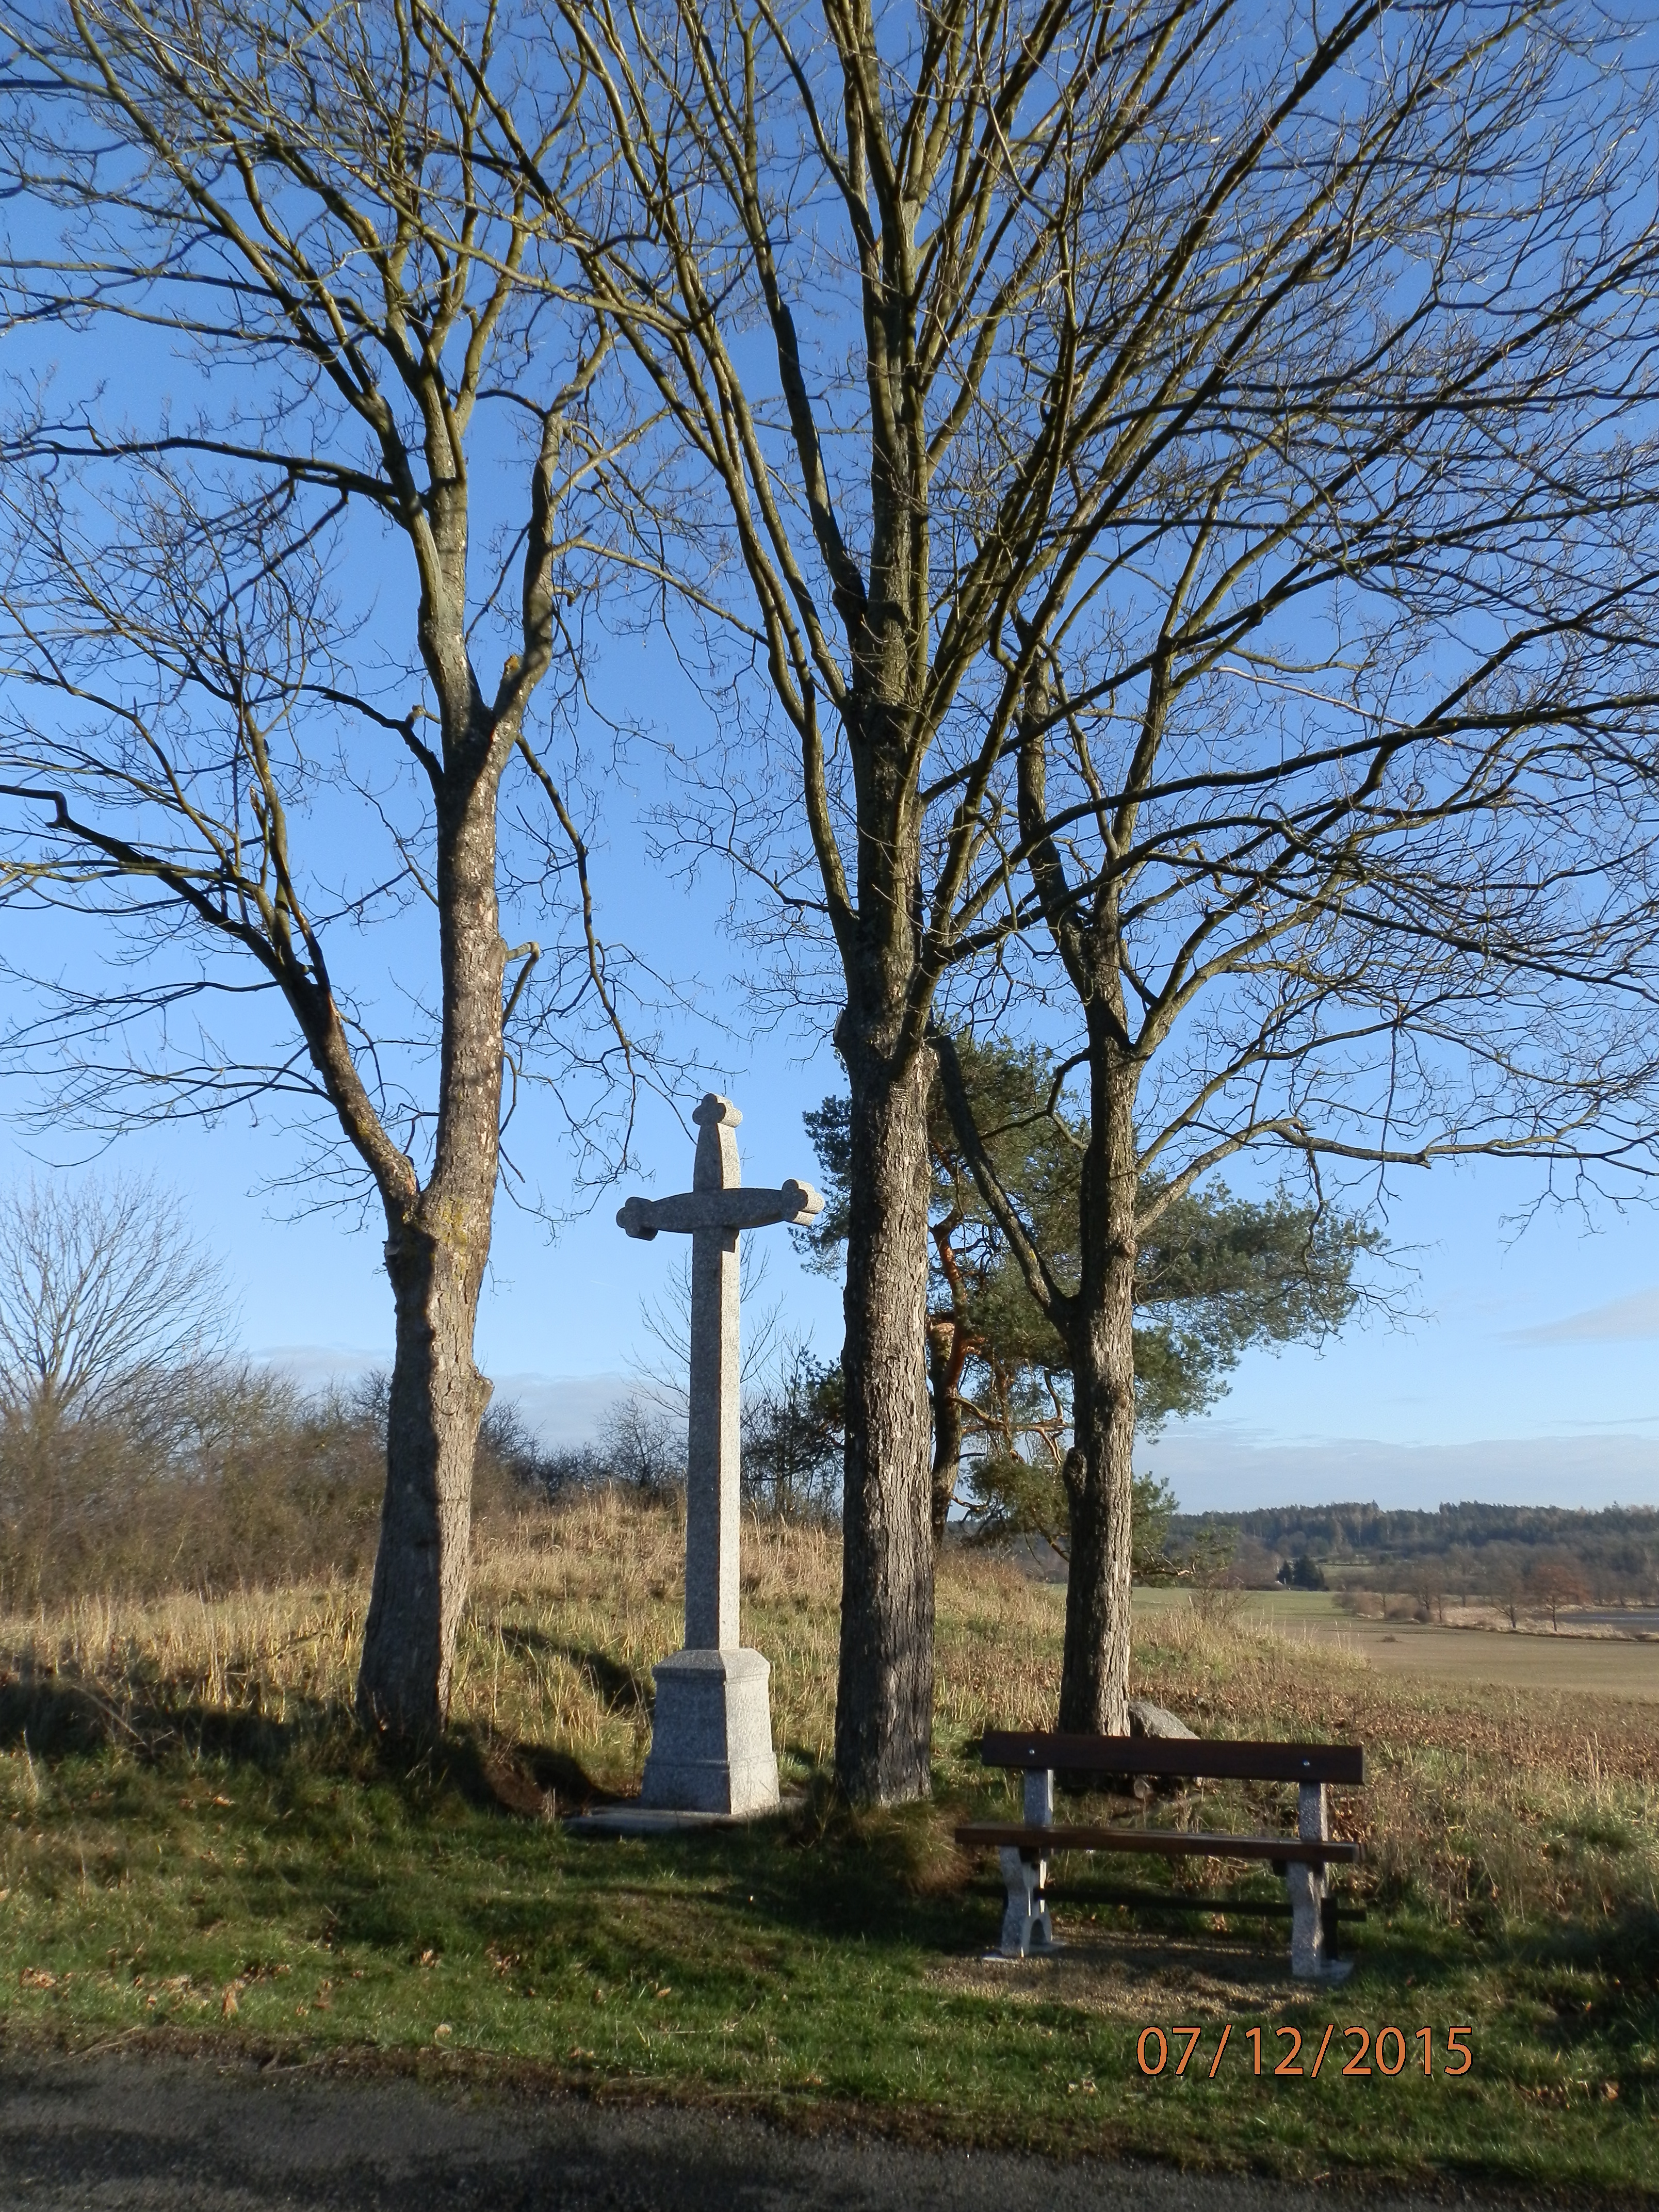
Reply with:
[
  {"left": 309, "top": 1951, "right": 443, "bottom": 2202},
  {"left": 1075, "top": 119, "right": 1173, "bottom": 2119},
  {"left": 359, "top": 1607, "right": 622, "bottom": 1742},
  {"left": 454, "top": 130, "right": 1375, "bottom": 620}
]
[{"left": 1169, "top": 1501, "right": 1659, "bottom": 1605}]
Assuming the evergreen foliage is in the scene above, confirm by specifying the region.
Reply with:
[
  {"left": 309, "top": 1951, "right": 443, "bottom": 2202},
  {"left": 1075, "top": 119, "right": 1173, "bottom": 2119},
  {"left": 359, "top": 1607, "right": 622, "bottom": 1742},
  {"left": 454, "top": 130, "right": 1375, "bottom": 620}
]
[{"left": 803, "top": 1037, "right": 1379, "bottom": 1560}]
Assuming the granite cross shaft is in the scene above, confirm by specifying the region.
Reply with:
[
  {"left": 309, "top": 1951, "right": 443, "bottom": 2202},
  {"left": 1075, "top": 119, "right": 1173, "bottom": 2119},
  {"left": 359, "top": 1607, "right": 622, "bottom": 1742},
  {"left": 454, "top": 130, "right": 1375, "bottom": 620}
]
[{"left": 616, "top": 1093, "right": 823, "bottom": 1815}]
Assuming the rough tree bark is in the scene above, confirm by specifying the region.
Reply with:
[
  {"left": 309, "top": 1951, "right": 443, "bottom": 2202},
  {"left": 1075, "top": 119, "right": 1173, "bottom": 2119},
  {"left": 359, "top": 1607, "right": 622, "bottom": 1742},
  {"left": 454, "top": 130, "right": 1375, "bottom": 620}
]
[
  {"left": 1056, "top": 1024, "right": 1138, "bottom": 1734},
  {"left": 357, "top": 756, "right": 510, "bottom": 1731},
  {"left": 926, "top": 1312, "right": 967, "bottom": 1546},
  {"left": 834, "top": 1035, "right": 935, "bottom": 1798},
  {"left": 823, "top": 388, "right": 944, "bottom": 1784},
  {"left": 0, "top": 0, "right": 632, "bottom": 1743}
]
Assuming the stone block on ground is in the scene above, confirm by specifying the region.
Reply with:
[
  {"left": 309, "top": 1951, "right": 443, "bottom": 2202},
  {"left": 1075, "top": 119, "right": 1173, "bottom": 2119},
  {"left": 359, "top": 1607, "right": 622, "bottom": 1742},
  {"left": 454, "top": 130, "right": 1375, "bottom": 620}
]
[
  {"left": 640, "top": 1646, "right": 779, "bottom": 1816},
  {"left": 1125, "top": 1698, "right": 1197, "bottom": 1800},
  {"left": 1127, "top": 1698, "right": 1195, "bottom": 1738}
]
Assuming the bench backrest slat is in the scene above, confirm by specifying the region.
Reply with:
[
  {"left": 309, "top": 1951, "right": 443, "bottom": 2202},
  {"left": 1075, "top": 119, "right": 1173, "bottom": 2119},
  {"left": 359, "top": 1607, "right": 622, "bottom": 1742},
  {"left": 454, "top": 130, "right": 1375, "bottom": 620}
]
[{"left": 980, "top": 1730, "right": 1363, "bottom": 1785}]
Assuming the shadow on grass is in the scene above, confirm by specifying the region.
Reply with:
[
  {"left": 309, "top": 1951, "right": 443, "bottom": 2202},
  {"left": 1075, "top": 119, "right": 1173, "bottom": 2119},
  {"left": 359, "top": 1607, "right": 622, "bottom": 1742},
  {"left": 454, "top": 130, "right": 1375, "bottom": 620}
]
[
  {"left": 435, "top": 1729, "right": 615, "bottom": 1817},
  {"left": 495, "top": 1625, "right": 653, "bottom": 1718},
  {"left": 0, "top": 1665, "right": 614, "bottom": 1823},
  {"left": 0, "top": 1663, "right": 319, "bottom": 1768},
  {"left": 9, "top": 1657, "right": 1650, "bottom": 2062},
  {"left": 1521, "top": 1902, "right": 1659, "bottom": 2081},
  {"left": 1526, "top": 1899, "right": 1659, "bottom": 1976}
]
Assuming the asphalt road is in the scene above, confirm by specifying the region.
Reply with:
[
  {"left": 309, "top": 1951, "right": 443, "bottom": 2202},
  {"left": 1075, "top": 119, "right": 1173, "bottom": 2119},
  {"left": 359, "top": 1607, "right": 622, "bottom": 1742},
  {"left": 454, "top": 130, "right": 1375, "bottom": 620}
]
[{"left": 0, "top": 2048, "right": 1484, "bottom": 2210}]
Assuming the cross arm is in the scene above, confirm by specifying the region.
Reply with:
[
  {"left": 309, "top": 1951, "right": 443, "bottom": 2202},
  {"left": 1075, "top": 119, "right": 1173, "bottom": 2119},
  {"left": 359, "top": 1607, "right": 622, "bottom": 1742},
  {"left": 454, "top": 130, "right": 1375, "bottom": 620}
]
[{"left": 616, "top": 1181, "right": 824, "bottom": 1240}]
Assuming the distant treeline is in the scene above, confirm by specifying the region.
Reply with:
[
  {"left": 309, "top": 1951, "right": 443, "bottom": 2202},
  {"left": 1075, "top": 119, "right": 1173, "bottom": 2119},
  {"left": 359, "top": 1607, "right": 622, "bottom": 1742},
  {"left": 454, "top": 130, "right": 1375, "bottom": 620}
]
[{"left": 1169, "top": 1500, "right": 1659, "bottom": 1604}]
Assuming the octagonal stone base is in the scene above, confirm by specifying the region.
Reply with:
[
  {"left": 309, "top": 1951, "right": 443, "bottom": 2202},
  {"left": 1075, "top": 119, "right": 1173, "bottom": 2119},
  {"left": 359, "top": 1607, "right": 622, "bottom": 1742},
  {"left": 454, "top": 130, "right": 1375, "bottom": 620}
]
[{"left": 640, "top": 1647, "right": 779, "bottom": 1816}]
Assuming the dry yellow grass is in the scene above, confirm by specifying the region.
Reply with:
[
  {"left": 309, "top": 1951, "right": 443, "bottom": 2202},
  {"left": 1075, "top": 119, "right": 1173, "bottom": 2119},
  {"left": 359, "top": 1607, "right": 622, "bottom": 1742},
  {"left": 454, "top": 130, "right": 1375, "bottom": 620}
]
[
  {"left": 3, "top": 1488, "right": 1654, "bottom": 1947},
  {"left": 1, "top": 1490, "right": 1656, "bottom": 2190},
  {"left": 456, "top": 1491, "right": 1068, "bottom": 1785}
]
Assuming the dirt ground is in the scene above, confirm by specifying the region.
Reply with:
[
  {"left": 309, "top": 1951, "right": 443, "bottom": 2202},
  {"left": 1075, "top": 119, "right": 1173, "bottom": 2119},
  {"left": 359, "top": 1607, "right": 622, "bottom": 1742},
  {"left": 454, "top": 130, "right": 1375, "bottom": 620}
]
[{"left": 1131, "top": 1590, "right": 1659, "bottom": 1700}]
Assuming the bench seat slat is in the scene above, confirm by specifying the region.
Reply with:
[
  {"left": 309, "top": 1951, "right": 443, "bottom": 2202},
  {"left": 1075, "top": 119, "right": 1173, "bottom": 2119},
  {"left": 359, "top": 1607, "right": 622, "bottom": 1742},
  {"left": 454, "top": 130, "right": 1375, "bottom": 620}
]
[
  {"left": 955, "top": 1821, "right": 1360, "bottom": 1864},
  {"left": 980, "top": 1731, "right": 1363, "bottom": 1785}
]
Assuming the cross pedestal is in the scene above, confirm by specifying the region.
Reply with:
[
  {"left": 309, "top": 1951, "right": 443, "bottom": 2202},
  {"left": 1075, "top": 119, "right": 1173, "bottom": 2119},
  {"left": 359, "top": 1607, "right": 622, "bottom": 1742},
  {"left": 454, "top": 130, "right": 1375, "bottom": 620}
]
[{"left": 616, "top": 1094, "right": 822, "bottom": 1815}]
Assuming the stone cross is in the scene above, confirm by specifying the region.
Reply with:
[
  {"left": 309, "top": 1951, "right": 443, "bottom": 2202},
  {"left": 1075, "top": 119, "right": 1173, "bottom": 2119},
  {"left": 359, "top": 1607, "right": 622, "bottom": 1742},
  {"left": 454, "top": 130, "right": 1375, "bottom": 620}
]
[{"left": 616, "top": 1093, "right": 822, "bottom": 1815}]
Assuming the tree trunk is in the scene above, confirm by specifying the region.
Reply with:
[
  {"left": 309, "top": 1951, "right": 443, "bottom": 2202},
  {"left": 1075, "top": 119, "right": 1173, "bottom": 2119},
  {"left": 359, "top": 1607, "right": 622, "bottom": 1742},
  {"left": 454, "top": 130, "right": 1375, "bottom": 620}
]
[
  {"left": 355, "top": 744, "right": 506, "bottom": 1739},
  {"left": 1058, "top": 1031, "right": 1138, "bottom": 1734},
  {"left": 356, "top": 1218, "right": 492, "bottom": 1734},
  {"left": 927, "top": 1316, "right": 966, "bottom": 1545},
  {"left": 834, "top": 1038, "right": 935, "bottom": 1802}
]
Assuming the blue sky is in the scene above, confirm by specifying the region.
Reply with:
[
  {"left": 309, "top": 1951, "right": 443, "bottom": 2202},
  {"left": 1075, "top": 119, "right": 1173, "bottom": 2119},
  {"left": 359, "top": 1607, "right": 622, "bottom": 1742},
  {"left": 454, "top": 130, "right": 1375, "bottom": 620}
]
[
  {"left": 2, "top": 87, "right": 1655, "bottom": 1520},
  {"left": 2, "top": 554, "right": 1654, "bottom": 1513},
  {"left": 4, "top": 969, "right": 1655, "bottom": 1512}
]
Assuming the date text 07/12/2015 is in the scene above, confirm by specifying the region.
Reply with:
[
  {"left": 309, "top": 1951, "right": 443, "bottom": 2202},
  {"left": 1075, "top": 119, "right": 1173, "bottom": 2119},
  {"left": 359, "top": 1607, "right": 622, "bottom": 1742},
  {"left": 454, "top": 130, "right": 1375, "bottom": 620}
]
[{"left": 1135, "top": 2025, "right": 1473, "bottom": 2079}]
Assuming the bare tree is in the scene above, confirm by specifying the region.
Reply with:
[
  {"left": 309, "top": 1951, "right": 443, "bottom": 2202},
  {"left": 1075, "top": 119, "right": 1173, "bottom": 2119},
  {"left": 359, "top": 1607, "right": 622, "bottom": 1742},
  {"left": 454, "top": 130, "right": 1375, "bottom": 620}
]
[
  {"left": 1527, "top": 1554, "right": 1589, "bottom": 1632},
  {"left": 0, "top": 2, "right": 652, "bottom": 1737},
  {"left": 0, "top": 1173, "right": 230, "bottom": 1424},
  {"left": 630, "top": 1237, "right": 784, "bottom": 1425},
  {"left": 924, "top": 0, "right": 1659, "bottom": 1728},
  {"left": 455, "top": 0, "right": 1659, "bottom": 1787},
  {"left": 741, "top": 1336, "right": 842, "bottom": 1520},
  {"left": 598, "top": 1392, "right": 687, "bottom": 1491}
]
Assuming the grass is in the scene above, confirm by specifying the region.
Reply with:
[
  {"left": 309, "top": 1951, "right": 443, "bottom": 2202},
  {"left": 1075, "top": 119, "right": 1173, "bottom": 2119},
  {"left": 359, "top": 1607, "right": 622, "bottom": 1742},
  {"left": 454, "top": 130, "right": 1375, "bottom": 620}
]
[
  {"left": 1132, "top": 1586, "right": 1659, "bottom": 1700},
  {"left": 0, "top": 1488, "right": 1655, "bottom": 2195}
]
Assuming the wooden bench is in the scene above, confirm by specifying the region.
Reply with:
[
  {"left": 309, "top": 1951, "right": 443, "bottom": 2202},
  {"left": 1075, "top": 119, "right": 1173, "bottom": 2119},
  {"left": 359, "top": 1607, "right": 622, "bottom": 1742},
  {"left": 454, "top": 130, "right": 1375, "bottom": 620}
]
[{"left": 955, "top": 1730, "right": 1364, "bottom": 1981}]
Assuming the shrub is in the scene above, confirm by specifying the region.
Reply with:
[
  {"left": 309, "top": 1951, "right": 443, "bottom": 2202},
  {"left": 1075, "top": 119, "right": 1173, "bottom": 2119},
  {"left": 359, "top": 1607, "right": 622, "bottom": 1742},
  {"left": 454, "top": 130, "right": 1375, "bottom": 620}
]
[{"left": 0, "top": 1362, "right": 559, "bottom": 1606}]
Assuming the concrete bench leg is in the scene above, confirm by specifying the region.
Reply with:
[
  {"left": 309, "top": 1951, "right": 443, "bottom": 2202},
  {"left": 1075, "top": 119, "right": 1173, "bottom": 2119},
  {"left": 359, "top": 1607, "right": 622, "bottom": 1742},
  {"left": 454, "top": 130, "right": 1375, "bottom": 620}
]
[
  {"left": 996, "top": 1767, "right": 1056, "bottom": 1956},
  {"left": 1287, "top": 1779, "right": 1352, "bottom": 1981},
  {"left": 998, "top": 1846, "right": 1053, "bottom": 1956},
  {"left": 1286, "top": 1859, "right": 1327, "bottom": 1977}
]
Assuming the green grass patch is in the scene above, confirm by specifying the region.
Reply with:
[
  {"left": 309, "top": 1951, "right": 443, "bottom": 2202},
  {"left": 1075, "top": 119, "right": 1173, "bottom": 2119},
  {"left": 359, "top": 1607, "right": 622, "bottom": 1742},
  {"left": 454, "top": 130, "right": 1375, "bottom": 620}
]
[{"left": 0, "top": 1495, "right": 1653, "bottom": 2193}]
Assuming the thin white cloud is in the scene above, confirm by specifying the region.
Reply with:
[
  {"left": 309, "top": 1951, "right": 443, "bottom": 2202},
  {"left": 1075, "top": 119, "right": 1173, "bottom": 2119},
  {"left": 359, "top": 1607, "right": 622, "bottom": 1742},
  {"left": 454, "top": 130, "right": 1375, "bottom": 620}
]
[
  {"left": 260, "top": 1353, "right": 1659, "bottom": 1510},
  {"left": 255, "top": 1344, "right": 388, "bottom": 1392},
  {"left": 488, "top": 1371, "right": 635, "bottom": 1447},
  {"left": 256, "top": 1348, "right": 635, "bottom": 1448},
  {"left": 1506, "top": 1288, "right": 1659, "bottom": 1346},
  {"left": 1143, "top": 1425, "right": 1659, "bottom": 1513}
]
